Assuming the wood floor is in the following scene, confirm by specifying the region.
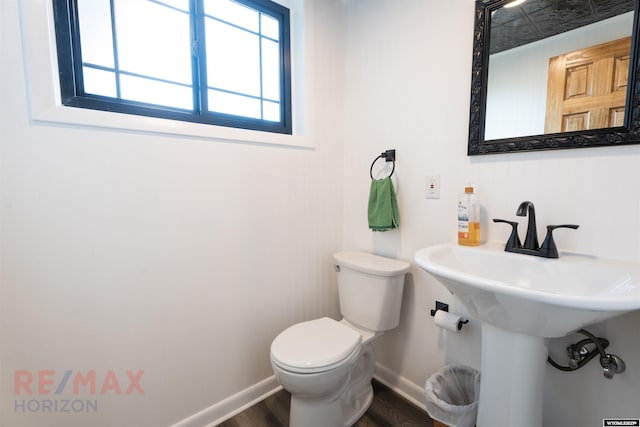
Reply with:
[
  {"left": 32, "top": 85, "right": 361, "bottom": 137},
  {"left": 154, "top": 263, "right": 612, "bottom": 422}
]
[{"left": 218, "top": 379, "right": 434, "bottom": 427}]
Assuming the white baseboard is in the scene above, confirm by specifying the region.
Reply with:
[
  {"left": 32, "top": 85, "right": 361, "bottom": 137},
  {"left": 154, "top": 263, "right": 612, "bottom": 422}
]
[
  {"left": 170, "top": 376, "right": 282, "bottom": 427},
  {"left": 374, "top": 362, "right": 427, "bottom": 411},
  {"left": 171, "top": 365, "right": 425, "bottom": 427}
]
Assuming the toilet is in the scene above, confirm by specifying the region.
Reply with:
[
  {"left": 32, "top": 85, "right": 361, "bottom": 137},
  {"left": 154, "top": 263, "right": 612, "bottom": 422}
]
[{"left": 270, "top": 251, "right": 410, "bottom": 427}]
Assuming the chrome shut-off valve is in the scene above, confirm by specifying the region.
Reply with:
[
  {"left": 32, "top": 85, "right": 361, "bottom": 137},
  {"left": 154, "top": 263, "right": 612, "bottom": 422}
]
[
  {"left": 548, "top": 329, "right": 627, "bottom": 380},
  {"left": 601, "top": 354, "right": 626, "bottom": 380}
]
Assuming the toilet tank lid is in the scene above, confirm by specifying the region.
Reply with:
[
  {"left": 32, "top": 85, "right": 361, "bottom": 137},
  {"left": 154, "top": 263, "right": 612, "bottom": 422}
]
[{"left": 333, "top": 251, "right": 410, "bottom": 277}]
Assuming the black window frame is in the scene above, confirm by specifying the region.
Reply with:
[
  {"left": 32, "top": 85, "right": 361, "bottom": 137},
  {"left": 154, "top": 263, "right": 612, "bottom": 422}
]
[{"left": 52, "top": 0, "right": 293, "bottom": 135}]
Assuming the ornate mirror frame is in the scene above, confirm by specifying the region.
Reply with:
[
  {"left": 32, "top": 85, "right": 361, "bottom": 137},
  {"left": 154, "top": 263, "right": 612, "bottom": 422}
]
[{"left": 468, "top": 0, "right": 640, "bottom": 155}]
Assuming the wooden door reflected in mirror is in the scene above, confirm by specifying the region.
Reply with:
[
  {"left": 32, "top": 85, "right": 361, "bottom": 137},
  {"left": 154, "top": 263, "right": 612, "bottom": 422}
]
[{"left": 545, "top": 37, "right": 631, "bottom": 133}]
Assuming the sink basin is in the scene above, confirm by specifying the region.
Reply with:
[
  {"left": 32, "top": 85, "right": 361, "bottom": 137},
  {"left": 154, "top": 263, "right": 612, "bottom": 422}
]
[
  {"left": 415, "top": 242, "right": 640, "bottom": 427},
  {"left": 415, "top": 242, "right": 640, "bottom": 337}
]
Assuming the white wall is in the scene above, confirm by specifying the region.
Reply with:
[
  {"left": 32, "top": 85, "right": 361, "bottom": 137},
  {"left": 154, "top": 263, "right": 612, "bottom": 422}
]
[
  {"left": 343, "top": 0, "right": 640, "bottom": 425},
  {"left": 1, "top": 0, "right": 346, "bottom": 426}
]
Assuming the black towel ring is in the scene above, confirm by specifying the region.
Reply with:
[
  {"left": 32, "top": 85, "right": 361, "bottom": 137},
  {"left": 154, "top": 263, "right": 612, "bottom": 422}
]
[{"left": 370, "top": 149, "right": 396, "bottom": 179}]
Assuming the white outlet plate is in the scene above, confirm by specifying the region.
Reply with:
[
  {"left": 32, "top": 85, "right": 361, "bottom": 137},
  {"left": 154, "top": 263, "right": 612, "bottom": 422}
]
[{"left": 426, "top": 175, "right": 440, "bottom": 199}]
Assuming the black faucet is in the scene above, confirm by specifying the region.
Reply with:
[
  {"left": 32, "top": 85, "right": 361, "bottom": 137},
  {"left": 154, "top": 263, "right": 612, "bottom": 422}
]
[
  {"left": 516, "top": 201, "right": 539, "bottom": 250},
  {"left": 493, "top": 201, "right": 579, "bottom": 258}
]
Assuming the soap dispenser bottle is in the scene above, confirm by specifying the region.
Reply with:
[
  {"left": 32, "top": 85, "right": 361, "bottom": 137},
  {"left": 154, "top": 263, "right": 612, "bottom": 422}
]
[{"left": 458, "top": 186, "right": 480, "bottom": 246}]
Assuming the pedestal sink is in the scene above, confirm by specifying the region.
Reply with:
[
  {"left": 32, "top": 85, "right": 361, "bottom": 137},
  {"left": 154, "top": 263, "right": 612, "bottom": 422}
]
[{"left": 415, "top": 242, "right": 640, "bottom": 427}]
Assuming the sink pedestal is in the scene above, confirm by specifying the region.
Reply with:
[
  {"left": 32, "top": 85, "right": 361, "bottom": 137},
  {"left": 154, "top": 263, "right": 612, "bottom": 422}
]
[{"left": 477, "top": 323, "right": 547, "bottom": 427}]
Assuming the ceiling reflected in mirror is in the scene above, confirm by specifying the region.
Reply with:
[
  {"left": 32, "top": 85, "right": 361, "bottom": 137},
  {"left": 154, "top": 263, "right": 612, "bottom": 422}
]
[{"left": 491, "top": 0, "right": 635, "bottom": 54}]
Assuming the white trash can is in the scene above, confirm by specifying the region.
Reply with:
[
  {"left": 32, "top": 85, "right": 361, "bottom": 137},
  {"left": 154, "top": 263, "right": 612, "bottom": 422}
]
[{"left": 425, "top": 365, "right": 480, "bottom": 427}]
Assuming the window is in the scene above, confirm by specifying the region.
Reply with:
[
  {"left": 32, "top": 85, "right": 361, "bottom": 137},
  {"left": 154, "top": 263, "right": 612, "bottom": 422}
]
[{"left": 52, "top": 0, "right": 292, "bottom": 134}]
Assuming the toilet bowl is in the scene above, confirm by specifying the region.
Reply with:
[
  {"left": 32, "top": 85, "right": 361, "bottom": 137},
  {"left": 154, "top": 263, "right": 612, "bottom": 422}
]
[
  {"left": 271, "top": 318, "right": 377, "bottom": 427},
  {"left": 270, "top": 251, "right": 410, "bottom": 427}
]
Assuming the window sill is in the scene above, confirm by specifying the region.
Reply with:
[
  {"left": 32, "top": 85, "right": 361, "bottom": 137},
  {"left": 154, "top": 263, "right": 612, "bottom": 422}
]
[{"left": 31, "top": 103, "right": 313, "bottom": 149}]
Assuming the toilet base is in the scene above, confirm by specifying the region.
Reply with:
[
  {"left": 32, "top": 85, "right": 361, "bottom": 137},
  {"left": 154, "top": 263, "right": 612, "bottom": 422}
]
[
  {"left": 287, "top": 344, "right": 376, "bottom": 427},
  {"left": 343, "top": 382, "right": 373, "bottom": 427},
  {"left": 290, "top": 393, "right": 346, "bottom": 427},
  {"left": 342, "top": 345, "right": 375, "bottom": 426},
  {"left": 291, "top": 383, "right": 373, "bottom": 427}
]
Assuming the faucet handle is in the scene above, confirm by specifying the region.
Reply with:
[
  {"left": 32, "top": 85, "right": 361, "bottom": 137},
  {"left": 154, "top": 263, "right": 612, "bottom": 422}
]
[
  {"left": 548, "top": 224, "right": 579, "bottom": 230},
  {"left": 493, "top": 219, "right": 522, "bottom": 251},
  {"left": 540, "top": 224, "right": 579, "bottom": 258}
]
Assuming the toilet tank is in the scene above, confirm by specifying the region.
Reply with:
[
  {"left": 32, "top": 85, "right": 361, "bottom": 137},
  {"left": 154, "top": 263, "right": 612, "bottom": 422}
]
[{"left": 333, "top": 251, "right": 410, "bottom": 332}]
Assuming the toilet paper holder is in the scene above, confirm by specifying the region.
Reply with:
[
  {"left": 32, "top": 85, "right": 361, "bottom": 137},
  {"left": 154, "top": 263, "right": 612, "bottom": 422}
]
[{"left": 430, "top": 301, "right": 469, "bottom": 330}]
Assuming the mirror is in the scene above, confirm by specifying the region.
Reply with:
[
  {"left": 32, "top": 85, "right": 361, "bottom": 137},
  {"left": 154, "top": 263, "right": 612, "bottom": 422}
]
[{"left": 468, "top": 0, "right": 640, "bottom": 155}]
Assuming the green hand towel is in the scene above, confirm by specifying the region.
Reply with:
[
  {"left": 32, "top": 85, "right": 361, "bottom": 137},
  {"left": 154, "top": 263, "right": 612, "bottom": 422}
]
[{"left": 368, "top": 177, "right": 399, "bottom": 232}]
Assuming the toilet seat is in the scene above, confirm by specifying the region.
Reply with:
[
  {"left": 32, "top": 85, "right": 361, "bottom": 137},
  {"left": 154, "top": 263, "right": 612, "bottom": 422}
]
[{"left": 271, "top": 317, "right": 362, "bottom": 374}]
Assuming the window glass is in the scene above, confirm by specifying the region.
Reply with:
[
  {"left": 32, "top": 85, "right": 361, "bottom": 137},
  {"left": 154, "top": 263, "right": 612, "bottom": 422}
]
[
  {"left": 261, "top": 38, "right": 280, "bottom": 101},
  {"left": 208, "top": 89, "right": 262, "bottom": 118},
  {"left": 205, "top": 0, "right": 260, "bottom": 33},
  {"left": 120, "top": 75, "right": 193, "bottom": 110},
  {"left": 153, "top": 0, "right": 189, "bottom": 12},
  {"left": 77, "top": 0, "right": 114, "bottom": 68},
  {"left": 82, "top": 67, "right": 117, "bottom": 98},
  {"left": 206, "top": 18, "right": 261, "bottom": 98},
  {"left": 261, "top": 14, "right": 279, "bottom": 41},
  {"left": 263, "top": 100, "right": 280, "bottom": 122},
  {"left": 113, "top": 0, "right": 192, "bottom": 85}
]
